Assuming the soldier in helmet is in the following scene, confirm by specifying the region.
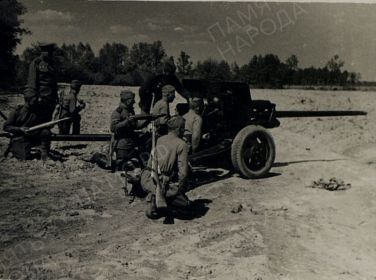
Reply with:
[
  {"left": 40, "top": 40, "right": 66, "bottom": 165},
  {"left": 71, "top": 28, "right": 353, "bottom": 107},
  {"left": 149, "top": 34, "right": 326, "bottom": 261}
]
[
  {"left": 24, "top": 43, "right": 58, "bottom": 122},
  {"left": 3, "top": 96, "right": 51, "bottom": 160},
  {"left": 151, "top": 84, "right": 176, "bottom": 136},
  {"left": 58, "top": 80, "right": 85, "bottom": 135}
]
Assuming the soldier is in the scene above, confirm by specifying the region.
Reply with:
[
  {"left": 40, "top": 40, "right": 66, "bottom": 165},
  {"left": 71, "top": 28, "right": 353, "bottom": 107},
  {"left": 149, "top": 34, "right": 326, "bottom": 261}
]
[
  {"left": 151, "top": 84, "right": 175, "bottom": 136},
  {"left": 58, "top": 80, "right": 85, "bottom": 135},
  {"left": 3, "top": 97, "right": 51, "bottom": 160},
  {"left": 140, "top": 116, "right": 190, "bottom": 219},
  {"left": 110, "top": 90, "right": 143, "bottom": 170},
  {"left": 138, "top": 57, "right": 187, "bottom": 114},
  {"left": 24, "top": 43, "right": 58, "bottom": 122},
  {"left": 183, "top": 97, "right": 204, "bottom": 153}
]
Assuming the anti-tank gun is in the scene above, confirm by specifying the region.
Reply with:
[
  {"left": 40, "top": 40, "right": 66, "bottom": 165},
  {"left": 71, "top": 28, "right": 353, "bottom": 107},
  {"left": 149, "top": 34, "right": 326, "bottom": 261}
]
[{"left": 174, "top": 79, "right": 367, "bottom": 179}]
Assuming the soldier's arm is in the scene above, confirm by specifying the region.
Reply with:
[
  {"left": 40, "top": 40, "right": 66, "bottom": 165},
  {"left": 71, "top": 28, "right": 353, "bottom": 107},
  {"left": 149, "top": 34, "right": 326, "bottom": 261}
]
[
  {"left": 27, "top": 60, "right": 39, "bottom": 93},
  {"left": 3, "top": 110, "right": 25, "bottom": 135},
  {"left": 191, "top": 117, "right": 203, "bottom": 153},
  {"left": 159, "top": 103, "right": 170, "bottom": 125},
  {"left": 110, "top": 111, "right": 135, "bottom": 133},
  {"left": 177, "top": 142, "right": 189, "bottom": 191}
]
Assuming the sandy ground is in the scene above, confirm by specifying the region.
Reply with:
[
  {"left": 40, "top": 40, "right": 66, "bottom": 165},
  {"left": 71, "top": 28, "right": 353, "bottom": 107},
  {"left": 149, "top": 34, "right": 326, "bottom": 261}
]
[{"left": 0, "top": 86, "right": 375, "bottom": 280}]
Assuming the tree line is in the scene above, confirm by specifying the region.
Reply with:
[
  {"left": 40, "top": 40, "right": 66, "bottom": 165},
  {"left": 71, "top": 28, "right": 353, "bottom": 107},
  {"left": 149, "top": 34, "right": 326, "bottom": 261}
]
[
  {"left": 13, "top": 41, "right": 361, "bottom": 89},
  {"left": 1, "top": 0, "right": 361, "bottom": 89}
]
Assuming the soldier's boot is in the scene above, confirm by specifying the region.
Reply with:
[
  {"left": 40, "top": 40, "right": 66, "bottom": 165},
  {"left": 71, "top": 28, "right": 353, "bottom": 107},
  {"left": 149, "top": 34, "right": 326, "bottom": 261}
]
[
  {"left": 40, "top": 139, "right": 51, "bottom": 161},
  {"left": 146, "top": 194, "right": 160, "bottom": 219},
  {"left": 40, "top": 149, "right": 48, "bottom": 161}
]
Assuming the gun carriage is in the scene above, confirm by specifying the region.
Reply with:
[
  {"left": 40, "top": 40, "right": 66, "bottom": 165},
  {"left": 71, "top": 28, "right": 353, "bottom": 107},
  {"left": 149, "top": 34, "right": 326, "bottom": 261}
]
[{"left": 1, "top": 79, "right": 367, "bottom": 178}]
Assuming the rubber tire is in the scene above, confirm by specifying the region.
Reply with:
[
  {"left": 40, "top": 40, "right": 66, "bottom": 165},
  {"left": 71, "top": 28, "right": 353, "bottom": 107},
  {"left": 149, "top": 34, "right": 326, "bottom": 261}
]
[{"left": 231, "top": 125, "right": 276, "bottom": 179}]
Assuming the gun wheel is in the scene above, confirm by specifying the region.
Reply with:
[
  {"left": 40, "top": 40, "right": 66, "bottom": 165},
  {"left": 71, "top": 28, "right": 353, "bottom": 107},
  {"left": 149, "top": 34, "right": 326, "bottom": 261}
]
[{"left": 231, "top": 125, "right": 275, "bottom": 179}]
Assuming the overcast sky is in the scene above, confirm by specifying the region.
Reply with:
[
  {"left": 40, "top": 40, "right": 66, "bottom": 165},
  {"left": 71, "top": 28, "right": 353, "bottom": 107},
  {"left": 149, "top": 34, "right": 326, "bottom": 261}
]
[{"left": 18, "top": 1, "right": 376, "bottom": 81}]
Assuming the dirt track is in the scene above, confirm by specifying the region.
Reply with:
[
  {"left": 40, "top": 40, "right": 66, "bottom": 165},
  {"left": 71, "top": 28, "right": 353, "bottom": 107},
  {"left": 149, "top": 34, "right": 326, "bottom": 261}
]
[{"left": 0, "top": 87, "right": 375, "bottom": 280}]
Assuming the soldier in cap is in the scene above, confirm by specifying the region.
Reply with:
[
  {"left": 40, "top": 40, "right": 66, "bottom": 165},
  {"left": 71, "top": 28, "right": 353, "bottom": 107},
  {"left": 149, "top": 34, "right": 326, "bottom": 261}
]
[
  {"left": 3, "top": 96, "right": 51, "bottom": 160},
  {"left": 110, "top": 90, "right": 146, "bottom": 170},
  {"left": 151, "top": 84, "right": 175, "bottom": 136},
  {"left": 183, "top": 97, "right": 204, "bottom": 153},
  {"left": 58, "top": 80, "right": 85, "bottom": 135},
  {"left": 140, "top": 115, "right": 190, "bottom": 219},
  {"left": 24, "top": 43, "right": 58, "bottom": 122},
  {"left": 138, "top": 57, "right": 187, "bottom": 114}
]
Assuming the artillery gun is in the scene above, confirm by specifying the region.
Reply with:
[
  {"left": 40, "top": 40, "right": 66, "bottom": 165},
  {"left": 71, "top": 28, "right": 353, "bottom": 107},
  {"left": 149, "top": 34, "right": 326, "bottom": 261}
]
[
  {"left": 174, "top": 79, "right": 366, "bottom": 178},
  {"left": 0, "top": 79, "right": 367, "bottom": 178}
]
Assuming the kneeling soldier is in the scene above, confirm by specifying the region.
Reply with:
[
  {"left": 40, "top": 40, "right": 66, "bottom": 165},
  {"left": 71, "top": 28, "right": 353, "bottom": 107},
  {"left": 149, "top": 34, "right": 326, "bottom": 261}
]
[
  {"left": 3, "top": 97, "right": 51, "bottom": 160},
  {"left": 140, "top": 115, "right": 190, "bottom": 219}
]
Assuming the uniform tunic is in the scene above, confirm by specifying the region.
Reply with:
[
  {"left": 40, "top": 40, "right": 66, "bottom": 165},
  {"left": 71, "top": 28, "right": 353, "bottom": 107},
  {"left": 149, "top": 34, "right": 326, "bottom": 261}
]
[
  {"left": 58, "top": 90, "right": 81, "bottom": 134},
  {"left": 110, "top": 103, "right": 138, "bottom": 160},
  {"left": 24, "top": 56, "right": 58, "bottom": 121},
  {"left": 183, "top": 109, "right": 203, "bottom": 153},
  {"left": 141, "top": 132, "right": 189, "bottom": 196},
  {"left": 152, "top": 99, "right": 170, "bottom": 136}
]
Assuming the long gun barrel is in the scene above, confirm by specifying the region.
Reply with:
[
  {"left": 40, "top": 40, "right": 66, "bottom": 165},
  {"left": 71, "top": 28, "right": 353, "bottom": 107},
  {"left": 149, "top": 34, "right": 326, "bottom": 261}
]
[
  {"left": 276, "top": 110, "right": 367, "bottom": 118},
  {"left": 26, "top": 117, "right": 71, "bottom": 133},
  {"left": 0, "top": 133, "right": 112, "bottom": 141}
]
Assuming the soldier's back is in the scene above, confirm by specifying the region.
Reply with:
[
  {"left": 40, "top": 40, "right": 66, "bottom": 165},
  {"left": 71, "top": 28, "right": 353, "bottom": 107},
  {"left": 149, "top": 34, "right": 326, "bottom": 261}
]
[{"left": 156, "top": 133, "right": 187, "bottom": 174}]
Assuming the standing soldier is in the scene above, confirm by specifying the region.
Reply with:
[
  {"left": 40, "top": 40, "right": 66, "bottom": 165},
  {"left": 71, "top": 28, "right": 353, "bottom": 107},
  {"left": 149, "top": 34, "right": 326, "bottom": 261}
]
[
  {"left": 24, "top": 43, "right": 58, "bottom": 122},
  {"left": 110, "top": 90, "right": 142, "bottom": 170},
  {"left": 58, "top": 80, "right": 85, "bottom": 135},
  {"left": 140, "top": 116, "right": 190, "bottom": 219},
  {"left": 183, "top": 97, "right": 204, "bottom": 153},
  {"left": 151, "top": 84, "right": 176, "bottom": 136},
  {"left": 3, "top": 97, "right": 51, "bottom": 161},
  {"left": 138, "top": 57, "right": 187, "bottom": 114}
]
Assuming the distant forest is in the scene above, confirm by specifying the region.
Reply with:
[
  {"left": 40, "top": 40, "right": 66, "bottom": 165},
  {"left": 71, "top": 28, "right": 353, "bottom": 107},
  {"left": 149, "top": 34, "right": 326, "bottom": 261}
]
[
  {"left": 0, "top": 0, "right": 362, "bottom": 89},
  {"left": 13, "top": 41, "right": 361, "bottom": 89}
]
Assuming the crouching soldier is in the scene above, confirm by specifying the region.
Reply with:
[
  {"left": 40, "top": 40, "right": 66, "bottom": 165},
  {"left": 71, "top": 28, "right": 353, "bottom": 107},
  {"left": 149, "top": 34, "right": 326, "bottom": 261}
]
[
  {"left": 3, "top": 97, "right": 51, "bottom": 160},
  {"left": 140, "top": 116, "right": 191, "bottom": 219},
  {"left": 58, "top": 80, "right": 85, "bottom": 134}
]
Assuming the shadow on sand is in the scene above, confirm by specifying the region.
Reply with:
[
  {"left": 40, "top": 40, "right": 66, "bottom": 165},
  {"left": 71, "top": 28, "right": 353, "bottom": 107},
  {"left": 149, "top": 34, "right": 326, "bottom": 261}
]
[
  {"left": 273, "top": 158, "right": 347, "bottom": 167},
  {"left": 160, "top": 199, "right": 213, "bottom": 224}
]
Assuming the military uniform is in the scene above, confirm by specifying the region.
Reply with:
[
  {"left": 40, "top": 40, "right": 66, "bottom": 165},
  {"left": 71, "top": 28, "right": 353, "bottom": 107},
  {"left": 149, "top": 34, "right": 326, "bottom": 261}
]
[
  {"left": 24, "top": 44, "right": 58, "bottom": 122},
  {"left": 183, "top": 109, "right": 203, "bottom": 153},
  {"left": 3, "top": 105, "right": 51, "bottom": 160},
  {"left": 140, "top": 132, "right": 189, "bottom": 197},
  {"left": 58, "top": 81, "right": 84, "bottom": 134},
  {"left": 110, "top": 91, "right": 141, "bottom": 169},
  {"left": 139, "top": 73, "right": 183, "bottom": 113},
  {"left": 152, "top": 99, "right": 170, "bottom": 135}
]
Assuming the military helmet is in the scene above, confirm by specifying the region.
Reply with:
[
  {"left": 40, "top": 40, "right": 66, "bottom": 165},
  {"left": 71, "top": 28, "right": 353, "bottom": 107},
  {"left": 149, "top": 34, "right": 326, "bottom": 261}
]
[
  {"left": 120, "top": 90, "right": 135, "bottom": 101},
  {"left": 161, "top": 84, "right": 175, "bottom": 96}
]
